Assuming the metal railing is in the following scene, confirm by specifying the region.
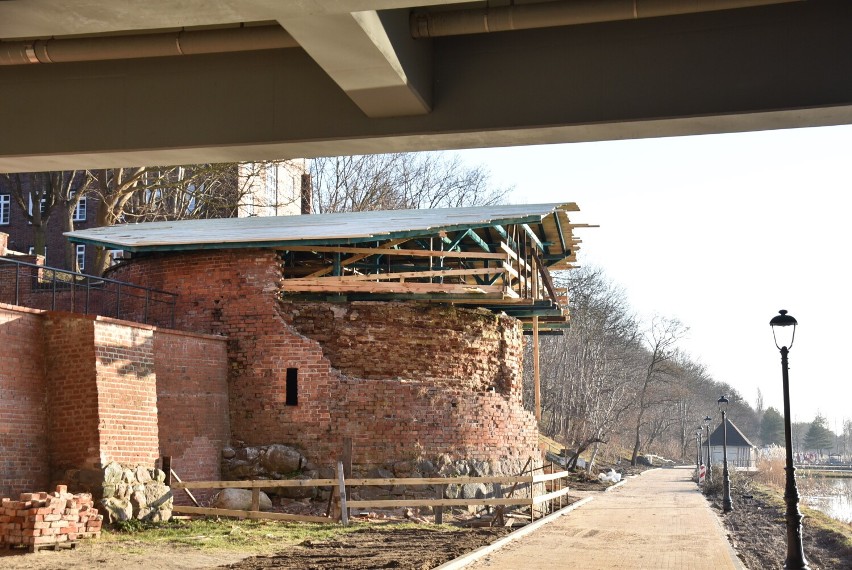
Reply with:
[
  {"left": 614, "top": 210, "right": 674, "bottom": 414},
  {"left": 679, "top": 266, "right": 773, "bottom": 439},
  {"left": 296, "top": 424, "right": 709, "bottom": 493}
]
[{"left": 0, "top": 257, "right": 176, "bottom": 328}]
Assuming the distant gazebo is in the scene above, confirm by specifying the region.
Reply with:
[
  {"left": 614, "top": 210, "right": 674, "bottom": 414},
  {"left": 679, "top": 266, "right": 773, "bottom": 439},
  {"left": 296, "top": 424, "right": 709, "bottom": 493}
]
[{"left": 705, "top": 418, "right": 757, "bottom": 470}]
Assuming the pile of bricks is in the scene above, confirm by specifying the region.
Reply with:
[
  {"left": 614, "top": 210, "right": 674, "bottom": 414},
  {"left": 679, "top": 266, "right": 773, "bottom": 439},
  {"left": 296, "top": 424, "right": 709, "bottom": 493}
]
[{"left": 0, "top": 485, "right": 103, "bottom": 552}]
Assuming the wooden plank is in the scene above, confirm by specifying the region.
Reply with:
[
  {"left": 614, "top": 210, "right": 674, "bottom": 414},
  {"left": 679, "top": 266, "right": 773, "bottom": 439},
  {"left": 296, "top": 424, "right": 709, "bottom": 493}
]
[
  {"left": 173, "top": 479, "right": 338, "bottom": 489},
  {"left": 534, "top": 315, "right": 540, "bottom": 423},
  {"left": 532, "top": 486, "right": 572, "bottom": 505},
  {"left": 531, "top": 470, "right": 572, "bottom": 483},
  {"left": 434, "top": 485, "right": 445, "bottom": 525},
  {"left": 533, "top": 250, "right": 559, "bottom": 302},
  {"left": 306, "top": 238, "right": 409, "bottom": 278},
  {"left": 251, "top": 488, "right": 260, "bottom": 512},
  {"left": 347, "top": 497, "right": 533, "bottom": 508},
  {"left": 337, "top": 461, "right": 349, "bottom": 527},
  {"left": 281, "top": 280, "right": 505, "bottom": 295},
  {"left": 344, "top": 475, "right": 533, "bottom": 486},
  {"left": 170, "top": 469, "right": 201, "bottom": 507},
  {"left": 341, "top": 267, "right": 504, "bottom": 282},
  {"left": 502, "top": 262, "right": 519, "bottom": 280},
  {"left": 172, "top": 505, "right": 332, "bottom": 524},
  {"left": 283, "top": 245, "right": 507, "bottom": 260}
]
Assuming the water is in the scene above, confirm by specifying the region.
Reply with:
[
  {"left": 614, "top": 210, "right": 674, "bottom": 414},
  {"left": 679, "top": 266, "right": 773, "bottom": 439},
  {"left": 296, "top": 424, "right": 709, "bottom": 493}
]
[{"left": 800, "top": 475, "right": 852, "bottom": 524}]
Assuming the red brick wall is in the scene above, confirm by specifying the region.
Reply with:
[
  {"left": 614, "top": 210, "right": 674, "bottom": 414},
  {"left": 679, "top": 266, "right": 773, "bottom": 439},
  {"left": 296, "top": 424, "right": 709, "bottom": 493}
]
[
  {"left": 43, "top": 314, "right": 101, "bottom": 475},
  {"left": 110, "top": 251, "right": 540, "bottom": 470},
  {"left": 93, "top": 320, "right": 159, "bottom": 468},
  {"left": 154, "top": 329, "right": 229, "bottom": 503},
  {"left": 1, "top": 300, "right": 230, "bottom": 496},
  {"left": 0, "top": 304, "right": 49, "bottom": 497},
  {"left": 287, "top": 301, "right": 523, "bottom": 394}
]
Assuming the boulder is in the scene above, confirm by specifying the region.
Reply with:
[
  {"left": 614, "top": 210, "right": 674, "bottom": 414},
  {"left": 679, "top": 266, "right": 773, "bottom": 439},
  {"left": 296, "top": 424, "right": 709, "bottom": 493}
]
[
  {"left": 102, "top": 497, "right": 133, "bottom": 523},
  {"left": 261, "top": 444, "right": 304, "bottom": 475},
  {"left": 275, "top": 475, "right": 316, "bottom": 500},
  {"left": 212, "top": 488, "right": 272, "bottom": 511}
]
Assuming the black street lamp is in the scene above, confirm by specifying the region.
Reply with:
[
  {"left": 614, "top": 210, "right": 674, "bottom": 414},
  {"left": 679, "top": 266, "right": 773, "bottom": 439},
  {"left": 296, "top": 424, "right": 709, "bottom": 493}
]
[
  {"left": 718, "top": 395, "right": 733, "bottom": 513},
  {"left": 770, "top": 309, "right": 810, "bottom": 570},
  {"left": 704, "top": 415, "right": 713, "bottom": 484},
  {"left": 696, "top": 428, "right": 703, "bottom": 482}
]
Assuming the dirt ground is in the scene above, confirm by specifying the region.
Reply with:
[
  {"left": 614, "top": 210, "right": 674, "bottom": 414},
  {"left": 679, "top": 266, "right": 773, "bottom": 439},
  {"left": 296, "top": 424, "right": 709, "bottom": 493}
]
[
  {"left": 0, "top": 473, "right": 614, "bottom": 570},
  {"left": 710, "top": 488, "right": 852, "bottom": 570},
  {"left": 0, "top": 524, "right": 511, "bottom": 570},
  {"left": 222, "top": 527, "right": 510, "bottom": 570}
]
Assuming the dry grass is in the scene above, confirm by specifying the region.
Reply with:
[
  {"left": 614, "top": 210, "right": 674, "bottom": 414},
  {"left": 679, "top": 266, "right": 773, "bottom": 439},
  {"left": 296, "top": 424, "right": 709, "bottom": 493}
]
[{"left": 754, "top": 454, "right": 787, "bottom": 490}]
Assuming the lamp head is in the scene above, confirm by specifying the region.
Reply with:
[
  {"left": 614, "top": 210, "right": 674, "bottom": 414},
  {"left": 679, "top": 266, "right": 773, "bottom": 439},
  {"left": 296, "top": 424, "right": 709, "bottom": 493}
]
[
  {"left": 704, "top": 415, "right": 712, "bottom": 426},
  {"left": 718, "top": 395, "right": 729, "bottom": 413},
  {"left": 696, "top": 428, "right": 702, "bottom": 437},
  {"left": 770, "top": 309, "right": 797, "bottom": 350}
]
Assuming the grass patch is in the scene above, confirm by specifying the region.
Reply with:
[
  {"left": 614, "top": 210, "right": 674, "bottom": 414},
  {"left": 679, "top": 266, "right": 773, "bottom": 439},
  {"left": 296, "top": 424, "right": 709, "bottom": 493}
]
[
  {"left": 100, "top": 518, "right": 464, "bottom": 554},
  {"left": 750, "top": 483, "right": 852, "bottom": 553}
]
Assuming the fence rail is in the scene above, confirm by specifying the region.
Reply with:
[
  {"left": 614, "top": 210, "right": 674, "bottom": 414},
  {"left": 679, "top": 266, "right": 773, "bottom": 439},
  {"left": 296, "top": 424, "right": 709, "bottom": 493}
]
[
  {"left": 168, "top": 462, "right": 573, "bottom": 526},
  {"left": 0, "top": 257, "right": 176, "bottom": 327}
]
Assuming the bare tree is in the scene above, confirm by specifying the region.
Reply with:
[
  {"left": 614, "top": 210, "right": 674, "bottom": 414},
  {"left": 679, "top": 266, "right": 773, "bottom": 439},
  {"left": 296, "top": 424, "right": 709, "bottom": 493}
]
[
  {"left": 530, "top": 266, "right": 639, "bottom": 471},
  {"left": 0, "top": 171, "right": 89, "bottom": 268},
  {"left": 629, "top": 316, "right": 688, "bottom": 466},
  {"left": 310, "top": 152, "right": 511, "bottom": 213}
]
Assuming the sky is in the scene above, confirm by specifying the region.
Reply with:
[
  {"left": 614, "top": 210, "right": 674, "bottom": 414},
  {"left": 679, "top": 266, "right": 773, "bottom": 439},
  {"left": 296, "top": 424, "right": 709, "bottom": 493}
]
[{"left": 457, "top": 124, "right": 852, "bottom": 434}]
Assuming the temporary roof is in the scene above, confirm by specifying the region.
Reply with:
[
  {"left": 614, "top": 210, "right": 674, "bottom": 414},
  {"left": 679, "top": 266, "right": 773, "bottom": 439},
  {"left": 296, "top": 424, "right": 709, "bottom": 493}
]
[
  {"left": 66, "top": 203, "right": 588, "bottom": 328},
  {"left": 65, "top": 203, "right": 580, "bottom": 257}
]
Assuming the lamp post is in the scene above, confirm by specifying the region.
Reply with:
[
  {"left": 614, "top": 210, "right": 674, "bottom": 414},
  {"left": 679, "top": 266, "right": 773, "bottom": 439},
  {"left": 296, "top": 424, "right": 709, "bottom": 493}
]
[
  {"left": 696, "top": 428, "right": 703, "bottom": 482},
  {"left": 718, "top": 395, "right": 733, "bottom": 513},
  {"left": 704, "top": 415, "right": 713, "bottom": 484},
  {"left": 770, "top": 309, "right": 810, "bottom": 569}
]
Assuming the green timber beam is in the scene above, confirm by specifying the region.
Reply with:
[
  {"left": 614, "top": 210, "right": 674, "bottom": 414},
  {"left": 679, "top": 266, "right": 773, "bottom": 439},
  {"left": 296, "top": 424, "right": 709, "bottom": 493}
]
[
  {"left": 521, "top": 224, "right": 544, "bottom": 253},
  {"left": 552, "top": 212, "right": 568, "bottom": 256}
]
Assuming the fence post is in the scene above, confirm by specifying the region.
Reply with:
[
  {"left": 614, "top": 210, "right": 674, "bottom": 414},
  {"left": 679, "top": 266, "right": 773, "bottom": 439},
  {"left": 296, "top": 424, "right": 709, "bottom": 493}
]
[
  {"left": 337, "top": 461, "right": 349, "bottom": 526},
  {"left": 435, "top": 485, "right": 445, "bottom": 525},
  {"left": 162, "top": 456, "right": 172, "bottom": 486},
  {"left": 251, "top": 488, "right": 260, "bottom": 513}
]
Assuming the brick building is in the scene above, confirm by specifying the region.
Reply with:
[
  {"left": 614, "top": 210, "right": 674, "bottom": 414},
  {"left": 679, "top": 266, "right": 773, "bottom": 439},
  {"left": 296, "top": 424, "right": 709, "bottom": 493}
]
[
  {"left": 0, "top": 172, "right": 99, "bottom": 271},
  {"left": 0, "top": 161, "right": 306, "bottom": 273},
  {"left": 0, "top": 203, "right": 584, "bottom": 503}
]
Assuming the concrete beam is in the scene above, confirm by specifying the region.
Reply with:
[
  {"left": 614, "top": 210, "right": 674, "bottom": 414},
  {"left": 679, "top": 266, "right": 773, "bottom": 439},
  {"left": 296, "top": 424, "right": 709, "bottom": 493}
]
[
  {"left": 279, "top": 9, "right": 431, "bottom": 118},
  {"left": 0, "top": 0, "right": 851, "bottom": 172}
]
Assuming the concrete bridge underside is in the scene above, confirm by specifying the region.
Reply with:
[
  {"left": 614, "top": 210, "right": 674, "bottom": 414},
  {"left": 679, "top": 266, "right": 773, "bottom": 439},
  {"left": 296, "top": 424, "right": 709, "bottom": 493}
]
[{"left": 1, "top": 0, "right": 851, "bottom": 172}]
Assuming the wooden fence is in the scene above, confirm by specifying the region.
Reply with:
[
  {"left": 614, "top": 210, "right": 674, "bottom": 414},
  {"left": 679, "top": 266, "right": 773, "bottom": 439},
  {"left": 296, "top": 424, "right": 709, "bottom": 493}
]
[{"left": 168, "top": 461, "right": 572, "bottom": 526}]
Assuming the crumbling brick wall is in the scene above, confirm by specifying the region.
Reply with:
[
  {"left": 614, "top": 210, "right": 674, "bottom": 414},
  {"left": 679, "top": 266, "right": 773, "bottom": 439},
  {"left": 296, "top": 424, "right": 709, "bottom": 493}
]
[
  {"left": 287, "top": 301, "right": 523, "bottom": 396},
  {"left": 109, "top": 250, "right": 540, "bottom": 470}
]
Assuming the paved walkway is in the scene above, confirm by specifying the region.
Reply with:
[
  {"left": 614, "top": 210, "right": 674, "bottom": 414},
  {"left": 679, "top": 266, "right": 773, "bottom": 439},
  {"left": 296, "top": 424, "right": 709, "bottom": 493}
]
[{"left": 463, "top": 466, "right": 744, "bottom": 570}]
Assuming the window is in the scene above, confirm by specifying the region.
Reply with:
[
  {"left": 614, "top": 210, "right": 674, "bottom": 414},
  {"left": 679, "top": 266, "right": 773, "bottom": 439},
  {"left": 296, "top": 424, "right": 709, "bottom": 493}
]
[
  {"left": 285, "top": 368, "right": 298, "bottom": 406},
  {"left": 28, "top": 246, "right": 46, "bottom": 261},
  {"left": 266, "top": 164, "right": 278, "bottom": 216},
  {"left": 27, "top": 195, "right": 47, "bottom": 216},
  {"left": 0, "top": 194, "right": 9, "bottom": 225},
  {"left": 73, "top": 195, "right": 87, "bottom": 222},
  {"left": 76, "top": 244, "right": 86, "bottom": 271},
  {"left": 108, "top": 249, "right": 125, "bottom": 265}
]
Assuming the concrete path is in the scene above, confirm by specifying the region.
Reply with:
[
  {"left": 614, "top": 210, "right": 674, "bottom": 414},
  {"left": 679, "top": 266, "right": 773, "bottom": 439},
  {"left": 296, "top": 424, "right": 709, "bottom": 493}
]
[{"left": 463, "top": 466, "right": 744, "bottom": 570}]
